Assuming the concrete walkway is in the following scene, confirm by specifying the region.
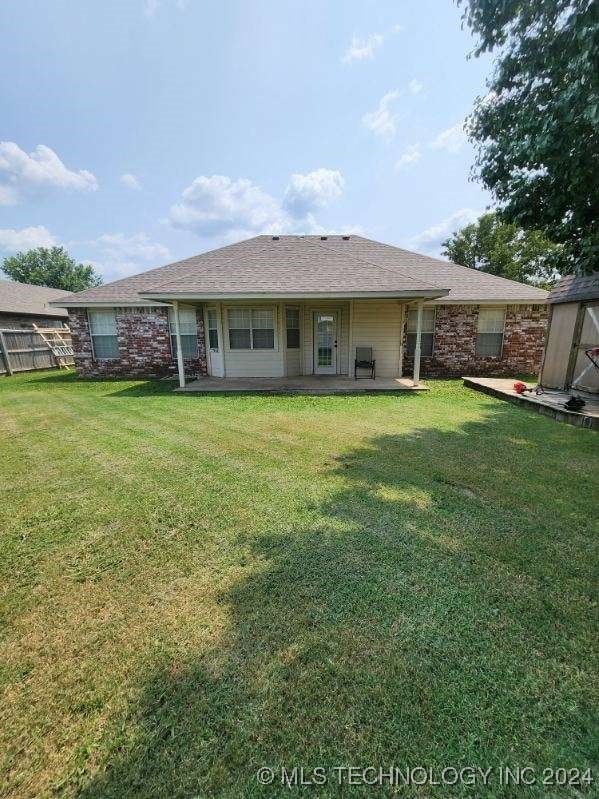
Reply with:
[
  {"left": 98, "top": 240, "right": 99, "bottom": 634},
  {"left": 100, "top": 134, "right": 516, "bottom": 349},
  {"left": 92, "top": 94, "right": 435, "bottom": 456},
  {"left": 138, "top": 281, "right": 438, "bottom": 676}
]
[
  {"left": 464, "top": 377, "right": 599, "bottom": 430},
  {"left": 177, "top": 375, "right": 427, "bottom": 394}
]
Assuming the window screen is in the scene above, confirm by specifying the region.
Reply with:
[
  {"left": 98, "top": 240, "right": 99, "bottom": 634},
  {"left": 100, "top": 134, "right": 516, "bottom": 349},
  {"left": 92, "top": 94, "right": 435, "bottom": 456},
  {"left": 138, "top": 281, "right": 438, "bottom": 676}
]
[
  {"left": 207, "top": 309, "right": 219, "bottom": 350},
  {"left": 406, "top": 307, "right": 435, "bottom": 357},
  {"left": 286, "top": 308, "right": 300, "bottom": 349},
  {"left": 89, "top": 310, "right": 119, "bottom": 359},
  {"left": 228, "top": 308, "right": 275, "bottom": 349},
  {"left": 476, "top": 308, "right": 505, "bottom": 357},
  {"left": 251, "top": 308, "right": 275, "bottom": 349},
  {"left": 168, "top": 307, "right": 199, "bottom": 358},
  {"left": 228, "top": 308, "right": 252, "bottom": 349}
]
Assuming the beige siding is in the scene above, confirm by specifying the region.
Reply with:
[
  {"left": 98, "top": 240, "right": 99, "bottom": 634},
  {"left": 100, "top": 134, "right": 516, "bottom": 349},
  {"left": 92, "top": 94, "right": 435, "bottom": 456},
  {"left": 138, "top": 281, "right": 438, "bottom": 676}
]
[
  {"left": 225, "top": 350, "right": 284, "bottom": 377},
  {"left": 541, "top": 302, "right": 578, "bottom": 389},
  {"left": 352, "top": 299, "right": 403, "bottom": 377},
  {"left": 286, "top": 348, "right": 301, "bottom": 376}
]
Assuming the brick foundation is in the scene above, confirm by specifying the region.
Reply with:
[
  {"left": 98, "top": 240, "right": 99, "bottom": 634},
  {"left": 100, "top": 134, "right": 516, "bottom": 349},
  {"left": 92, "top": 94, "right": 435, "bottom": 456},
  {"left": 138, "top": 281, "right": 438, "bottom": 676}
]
[
  {"left": 68, "top": 306, "right": 207, "bottom": 379},
  {"left": 403, "top": 304, "right": 548, "bottom": 378}
]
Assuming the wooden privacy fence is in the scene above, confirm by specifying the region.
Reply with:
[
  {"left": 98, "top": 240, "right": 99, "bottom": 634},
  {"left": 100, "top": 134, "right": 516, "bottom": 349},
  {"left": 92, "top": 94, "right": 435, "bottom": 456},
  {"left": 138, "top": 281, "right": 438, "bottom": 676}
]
[{"left": 0, "top": 327, "right": 74, "bottom": 375}]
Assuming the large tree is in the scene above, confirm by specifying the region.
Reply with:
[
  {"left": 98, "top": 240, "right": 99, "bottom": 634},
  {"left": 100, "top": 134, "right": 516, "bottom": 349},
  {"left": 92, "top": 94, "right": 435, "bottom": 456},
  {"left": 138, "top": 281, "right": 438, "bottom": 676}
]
[
  {"left": 1, "top": 247, "right": 102, "bottom": 292},
  {"left": 459, "top": 0, "right": 599, "bottom": 274},
  {"left": 442, "top": 211, "right": 562, "bottom": 288}
]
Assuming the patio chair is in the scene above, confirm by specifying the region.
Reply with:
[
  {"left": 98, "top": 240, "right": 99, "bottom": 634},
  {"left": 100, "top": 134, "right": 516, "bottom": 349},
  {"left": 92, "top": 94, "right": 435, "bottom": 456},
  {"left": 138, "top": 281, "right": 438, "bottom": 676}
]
[{"left": 355, "top": 346, "right": 375, "bottom": 379}]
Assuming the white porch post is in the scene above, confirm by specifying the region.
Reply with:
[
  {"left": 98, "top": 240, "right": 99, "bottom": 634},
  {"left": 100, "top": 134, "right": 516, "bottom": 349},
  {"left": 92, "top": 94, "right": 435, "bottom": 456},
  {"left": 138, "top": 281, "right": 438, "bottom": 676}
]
[
  {"left": 412, "top": 299, "right": 424, "bottom": 387},
  {"left": 173, "top": 299, "right": 186, "bottom": 389}
]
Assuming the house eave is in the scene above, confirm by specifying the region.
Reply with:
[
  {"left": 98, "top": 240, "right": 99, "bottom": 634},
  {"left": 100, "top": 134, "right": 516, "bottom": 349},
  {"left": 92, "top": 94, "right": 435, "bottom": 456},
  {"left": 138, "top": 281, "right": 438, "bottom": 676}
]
[
  {"left": 50, "top": 300, "right": 172, "bottom": 309},
  {"left": 426, "top": 297, "right": 548, "bottom": 306},
  {"left": 137, "top": 289, "right": 451, "bottom": 301}
]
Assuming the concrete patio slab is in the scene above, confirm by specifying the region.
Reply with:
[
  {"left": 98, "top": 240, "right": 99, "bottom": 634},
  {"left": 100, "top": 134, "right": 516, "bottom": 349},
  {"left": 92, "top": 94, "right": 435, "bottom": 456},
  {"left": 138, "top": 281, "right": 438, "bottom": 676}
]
[
  {"left": 463, "top": 377, "right": 599, "bottom": 430},
  {"left": 177, "top": 376, "right": 427, "bottom": 394}
]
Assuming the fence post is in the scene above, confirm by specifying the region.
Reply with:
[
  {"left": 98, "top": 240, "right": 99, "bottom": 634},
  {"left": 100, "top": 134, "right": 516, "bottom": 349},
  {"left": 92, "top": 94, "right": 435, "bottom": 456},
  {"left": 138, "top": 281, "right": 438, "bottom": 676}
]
[{"left": 0, "top": 330, "right": 13, "bottom": 375}]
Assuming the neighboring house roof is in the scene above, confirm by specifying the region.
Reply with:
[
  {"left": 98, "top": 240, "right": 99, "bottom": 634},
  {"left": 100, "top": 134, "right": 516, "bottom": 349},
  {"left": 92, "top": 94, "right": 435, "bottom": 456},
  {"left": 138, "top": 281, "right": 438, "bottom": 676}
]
[
  {"left": 51, "top": 235, "right": 549, "bottom": 307},
  {"left": 547, "top": 272, "right": 599, "bottom": 305},
  {"left": 0, "top": 279, "right": 69, "bottom": 318}
]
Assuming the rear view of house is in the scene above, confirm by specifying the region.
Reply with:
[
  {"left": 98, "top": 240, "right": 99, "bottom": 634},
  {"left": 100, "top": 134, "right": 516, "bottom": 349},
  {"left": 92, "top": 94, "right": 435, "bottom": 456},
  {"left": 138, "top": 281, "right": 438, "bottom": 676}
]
[{"left": 53, "top": 235, "right": 548, "bottom": 387}]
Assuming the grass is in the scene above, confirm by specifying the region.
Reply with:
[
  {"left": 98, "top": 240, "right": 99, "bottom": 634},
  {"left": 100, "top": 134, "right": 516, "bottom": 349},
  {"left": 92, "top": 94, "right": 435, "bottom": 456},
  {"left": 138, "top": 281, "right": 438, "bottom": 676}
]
[{"left": 0, "top": 370, "right": 597, "bottom": 798}]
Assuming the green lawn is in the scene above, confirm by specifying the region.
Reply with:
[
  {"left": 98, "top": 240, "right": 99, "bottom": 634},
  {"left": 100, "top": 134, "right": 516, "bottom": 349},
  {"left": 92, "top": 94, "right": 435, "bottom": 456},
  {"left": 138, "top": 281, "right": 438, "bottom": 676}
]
[{"left": 0, "top": 371, "right": 597, "bottom": 798}]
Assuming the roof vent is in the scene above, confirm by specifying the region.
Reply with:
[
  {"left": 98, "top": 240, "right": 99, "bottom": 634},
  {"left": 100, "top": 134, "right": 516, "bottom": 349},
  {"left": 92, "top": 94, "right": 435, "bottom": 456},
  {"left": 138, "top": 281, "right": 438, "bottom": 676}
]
[
  {"left": 272, "top": 235, "right": 279, "bottom": 240},
  {"left": 342, "top": 235, "right": 350, "bottom": 240},
  {"left": 320, "top": 235, "right": 328, "bottom": 240}
]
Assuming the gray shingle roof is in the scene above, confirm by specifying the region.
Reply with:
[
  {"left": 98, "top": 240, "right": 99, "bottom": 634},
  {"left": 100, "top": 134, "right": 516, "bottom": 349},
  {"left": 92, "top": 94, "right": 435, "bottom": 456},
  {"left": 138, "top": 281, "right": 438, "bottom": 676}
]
[
  {"left": 52, "top": 235, "right": 549, "bottom": 306},
  {"left": 547, "top": 273, "right": 599, "bottom": 304},
  {"left": 0, "top": 279, "right": 69, "bottom": 318}
]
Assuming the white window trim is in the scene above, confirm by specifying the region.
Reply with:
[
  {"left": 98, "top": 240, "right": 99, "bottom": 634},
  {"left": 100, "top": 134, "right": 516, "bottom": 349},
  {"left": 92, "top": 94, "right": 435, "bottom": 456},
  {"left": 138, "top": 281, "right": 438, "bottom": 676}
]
[
  {"left": 285, "top": 305, "right": 301, "bottom": 351},
  {"left": 224, "top": 305, "right": 279, "bottom": 352},
  {"left": 205, "top": 307, "right": 220, "bottom": 352},
  {"left": 167, "top": 306, "right": 199, "bottom": 360},
  {"left": 476, "top": 306, "right": 506, "bottom": 358},
  {"left": 88, "top": 309, "right": 119, "bottom": 361}
]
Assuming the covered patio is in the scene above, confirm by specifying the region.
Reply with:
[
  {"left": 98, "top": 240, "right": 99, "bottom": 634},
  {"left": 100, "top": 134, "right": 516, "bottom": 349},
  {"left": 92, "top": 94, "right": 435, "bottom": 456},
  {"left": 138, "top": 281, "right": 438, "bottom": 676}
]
[{"left": 176, "top": 375, "right": 428, "bottom": 394}]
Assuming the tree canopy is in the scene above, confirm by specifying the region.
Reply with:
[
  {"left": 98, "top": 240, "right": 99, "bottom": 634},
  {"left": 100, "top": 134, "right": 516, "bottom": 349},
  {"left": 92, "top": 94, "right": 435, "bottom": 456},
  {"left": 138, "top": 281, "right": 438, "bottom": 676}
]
[
  {"left": 459, "top": 0, "right": 599, "bottom": 274},
  {"left": 442, "top": 211, "right": 562, "bottom": 289},
  {"left": 1, "top": 247, "right": 103, "bottom": 292}
]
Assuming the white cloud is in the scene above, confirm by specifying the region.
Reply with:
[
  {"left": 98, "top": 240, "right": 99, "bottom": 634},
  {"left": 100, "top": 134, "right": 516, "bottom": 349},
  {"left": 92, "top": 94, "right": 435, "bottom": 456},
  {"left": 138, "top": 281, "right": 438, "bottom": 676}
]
[
  {"left": 0, "top": 225, "right": 57, "bottom": 252},
  {"left": 85, "top": 232, "right": 171, "bottom": 280},
  {"left": 395, "top": 144, "right": 421, "bottom": 171},
  {"left": 120, "top": 173, "right": 141, "bottom": 190},
  {"left": 392, "top": 24, "right": 403, "bottom": 33},
  {"left": 143, "top": 0, "right": 160, "bottom": 15},
  {"left": 341, "top": 33, "right": 384, "bottom": 63},
  {"left": 362, "top": 90, "right": 400, "bottom": 140},
  {"left": 282, "top": 169, "right": 344, "bottom": 217},
  {"left": 430, "top": 122, "right": 468, "bottom": 153},
  {"left": 408, "top": 209, "right": 480, "bottom": 256},
  {"left": 143, "top": 0, "right": 188, "bottom": 16},
  {"left": 0, "top": 142, "right": 98, "bottom": 205},
  {"left": 408, "top": 79, "right": 423, "bottom": 95},
  {"left": 170, "top": 175, "right": 285, "bottom": 238},
  {"left": 169, "top": 169, "right": 346, "bottom": 240}
]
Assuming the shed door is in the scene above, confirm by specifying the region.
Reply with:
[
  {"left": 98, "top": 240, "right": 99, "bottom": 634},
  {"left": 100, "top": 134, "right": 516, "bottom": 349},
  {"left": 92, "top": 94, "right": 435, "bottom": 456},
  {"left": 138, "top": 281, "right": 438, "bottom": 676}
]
[{"left": 569, "top": 302, "right": 599, "bottom": 394}]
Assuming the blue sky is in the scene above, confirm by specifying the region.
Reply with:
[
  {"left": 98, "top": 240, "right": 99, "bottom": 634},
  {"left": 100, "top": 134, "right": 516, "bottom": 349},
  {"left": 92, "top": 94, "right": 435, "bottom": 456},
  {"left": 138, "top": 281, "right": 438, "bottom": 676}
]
[{"left": 0, "top": 0, "right": 493, "bottom": 282}]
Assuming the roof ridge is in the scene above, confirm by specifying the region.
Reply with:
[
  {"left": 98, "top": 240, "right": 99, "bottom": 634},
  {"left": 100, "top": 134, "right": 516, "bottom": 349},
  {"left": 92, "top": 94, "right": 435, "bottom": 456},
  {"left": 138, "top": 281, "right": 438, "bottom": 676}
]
[{"left": 305, "top": 236, "right": 444, "bottom": 291}]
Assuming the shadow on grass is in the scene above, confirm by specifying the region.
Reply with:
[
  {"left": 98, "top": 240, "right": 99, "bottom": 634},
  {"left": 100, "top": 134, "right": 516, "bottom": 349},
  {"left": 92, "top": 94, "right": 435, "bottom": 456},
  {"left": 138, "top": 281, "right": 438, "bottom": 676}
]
[{"left": 77, "top": 405, "right": 597, "bottom": 798}]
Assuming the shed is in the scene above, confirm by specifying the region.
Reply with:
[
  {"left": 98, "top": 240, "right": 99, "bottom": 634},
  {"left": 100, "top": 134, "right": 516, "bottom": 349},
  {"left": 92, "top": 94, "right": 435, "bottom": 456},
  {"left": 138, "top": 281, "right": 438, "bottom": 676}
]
[{"left": 540, "top": 273, "right": 599, "bottom": 394}]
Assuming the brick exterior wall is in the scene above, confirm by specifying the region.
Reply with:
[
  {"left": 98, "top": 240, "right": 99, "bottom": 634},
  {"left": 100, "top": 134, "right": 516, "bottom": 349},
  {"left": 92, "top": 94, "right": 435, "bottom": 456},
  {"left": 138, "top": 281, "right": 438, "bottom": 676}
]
[
  {"left": 69, "top": 302, "right": 546, "bottom": 381},
  {"left": 68, "top": 306, "right": 207, "bottom": 379},
  {"left": 403, "top": 304, "right": 548, "bottom": 378}
]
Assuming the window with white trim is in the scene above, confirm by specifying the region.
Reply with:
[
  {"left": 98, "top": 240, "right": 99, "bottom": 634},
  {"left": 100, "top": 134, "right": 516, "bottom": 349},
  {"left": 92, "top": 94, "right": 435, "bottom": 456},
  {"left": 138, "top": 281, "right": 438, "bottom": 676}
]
[
  {"left": 476, "top": 307, "right": 505, "bottom": 357},
  {"left": 206, "top": 309, "right": 219, "bottom": 350},
  {"left": 89, "top": 309, "right": 119, "bottom": 359},
  {"left": 286, "top": 307, "right": 300, "bottom": 349},
  {"left": 228, "top": 308, "right": 275, "bottom": 349},
  {"left": 168, "top": 307, "right": 198, "bottom": 358},
  {"left": 406, "top": 307, "right": 435, "bottom": 356}
]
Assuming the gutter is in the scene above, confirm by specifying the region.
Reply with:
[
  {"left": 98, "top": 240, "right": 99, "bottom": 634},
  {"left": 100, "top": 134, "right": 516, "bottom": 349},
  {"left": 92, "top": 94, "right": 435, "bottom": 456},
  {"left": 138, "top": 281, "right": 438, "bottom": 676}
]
[{"left": 137, "top": 289, "right": 451, "bottom": 301}]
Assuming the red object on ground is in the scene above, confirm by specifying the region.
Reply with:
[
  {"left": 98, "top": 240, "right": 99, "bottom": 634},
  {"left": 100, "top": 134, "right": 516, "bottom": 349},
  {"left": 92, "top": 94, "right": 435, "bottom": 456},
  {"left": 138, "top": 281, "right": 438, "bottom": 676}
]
[{"left": 513, "top": 381, "right": 528, "bottom": 394}]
